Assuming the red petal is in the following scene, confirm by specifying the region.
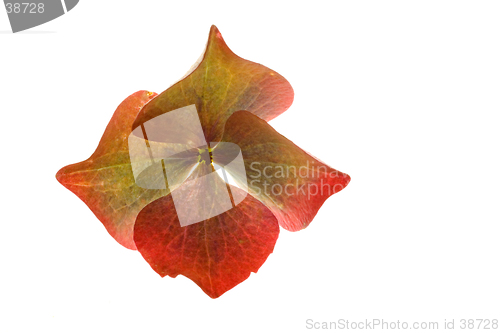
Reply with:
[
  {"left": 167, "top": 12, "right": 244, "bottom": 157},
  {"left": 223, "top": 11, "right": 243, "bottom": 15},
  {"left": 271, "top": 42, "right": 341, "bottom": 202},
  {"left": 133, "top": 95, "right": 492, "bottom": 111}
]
[{"left": 133, "top": 171, "right": 279, "bottom": 298}]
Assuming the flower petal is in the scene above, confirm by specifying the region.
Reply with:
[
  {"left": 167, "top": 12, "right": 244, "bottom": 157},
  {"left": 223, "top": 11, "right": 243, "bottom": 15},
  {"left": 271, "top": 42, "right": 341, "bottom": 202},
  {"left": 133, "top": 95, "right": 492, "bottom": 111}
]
[
  {"left": 56, "top": 91, "right": 193, "bottom": 250},
  {"left": 215, "top": 111, "right": 351, "bottom": 231},
  {"left": 133, "top": 168, "right": 279, "bottom": 298},
  {"left": 132, "top": 25, "right": 294, "bottom": 143}
]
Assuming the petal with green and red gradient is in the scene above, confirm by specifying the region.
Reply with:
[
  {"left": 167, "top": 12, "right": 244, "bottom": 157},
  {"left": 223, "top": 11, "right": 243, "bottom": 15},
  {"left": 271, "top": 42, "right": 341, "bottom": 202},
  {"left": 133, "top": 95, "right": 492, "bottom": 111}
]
[
  {"left": 214, "top": 111, "right": 351, "bottom": 231},
  {"left": 55, "top": 91, "right": 196, "bottom": 250},
  {"left": 132, "top": 25, "right": 294, "bottom": 143}
]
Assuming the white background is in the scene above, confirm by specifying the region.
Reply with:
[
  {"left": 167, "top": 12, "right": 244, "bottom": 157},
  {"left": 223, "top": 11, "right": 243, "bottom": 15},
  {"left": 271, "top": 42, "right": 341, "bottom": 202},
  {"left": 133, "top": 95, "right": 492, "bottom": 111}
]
[{"left": 1, "top": 1, "right": 499, "bottom": 332}]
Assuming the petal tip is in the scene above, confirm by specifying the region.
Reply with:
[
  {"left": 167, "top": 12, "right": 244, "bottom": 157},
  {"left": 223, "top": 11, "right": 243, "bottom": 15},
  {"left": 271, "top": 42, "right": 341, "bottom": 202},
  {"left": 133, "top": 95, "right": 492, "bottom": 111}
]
[
  {"left": 55, "top": 165, "right": 68, "bottom": 185},
  {"left": 344, "top": 173, "right": 351, "bottom": 186},
  {"left": 209, "top": 24, "right": 221, "bottom": 37},
  {"left": 207, "top": 25, "right": 228, "bottom": 50}
]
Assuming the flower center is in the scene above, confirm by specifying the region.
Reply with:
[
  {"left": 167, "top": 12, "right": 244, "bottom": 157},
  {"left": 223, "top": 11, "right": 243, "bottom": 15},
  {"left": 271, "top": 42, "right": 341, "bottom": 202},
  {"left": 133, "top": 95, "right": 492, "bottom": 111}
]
[{"left": 198, "top": 147, "right": 214, "bottom": 165}]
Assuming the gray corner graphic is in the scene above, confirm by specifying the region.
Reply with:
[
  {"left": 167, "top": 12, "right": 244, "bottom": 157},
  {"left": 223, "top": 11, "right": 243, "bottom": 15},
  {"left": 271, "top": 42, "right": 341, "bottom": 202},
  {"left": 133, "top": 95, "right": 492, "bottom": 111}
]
[
  {"left": 3, "top": 0, "right": 79, "bottom": 33},
  {"left": 64, "top": 0, "right": 78, "bottom": 11}
]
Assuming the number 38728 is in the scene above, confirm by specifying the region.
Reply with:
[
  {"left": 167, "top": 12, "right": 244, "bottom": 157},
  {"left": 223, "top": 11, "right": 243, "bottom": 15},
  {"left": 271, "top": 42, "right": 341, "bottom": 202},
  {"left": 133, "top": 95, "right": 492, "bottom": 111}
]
[{"left": 5, "top": 3, "right": 45, "bottom": 14}]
